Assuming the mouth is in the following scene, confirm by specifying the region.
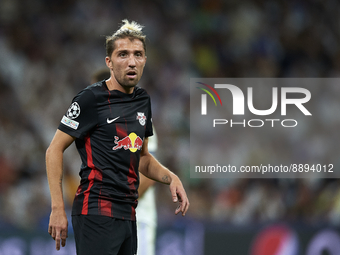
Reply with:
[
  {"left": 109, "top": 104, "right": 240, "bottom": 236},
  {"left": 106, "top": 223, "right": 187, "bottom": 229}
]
[{"left": 126, "top": 70, "right": 137, "bottom": 79}]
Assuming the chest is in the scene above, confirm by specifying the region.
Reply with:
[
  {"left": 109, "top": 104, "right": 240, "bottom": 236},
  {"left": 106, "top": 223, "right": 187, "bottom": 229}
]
[{"left": 95, "top": 96, "right": 150, "bottom": 138}]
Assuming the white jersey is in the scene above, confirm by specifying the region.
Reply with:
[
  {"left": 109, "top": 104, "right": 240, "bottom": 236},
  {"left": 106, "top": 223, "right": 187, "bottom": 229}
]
[
  {"left": 136, "top": 186, "right": 157, "bottom": 226},
  {"left": 136, "top": 130, "right": 157, "bottom": 255}
]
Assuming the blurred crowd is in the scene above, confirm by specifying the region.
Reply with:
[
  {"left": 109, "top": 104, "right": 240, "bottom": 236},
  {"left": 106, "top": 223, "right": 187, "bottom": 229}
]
[{"left": 1, "top": 0, "right": 340, "bottom": 230}]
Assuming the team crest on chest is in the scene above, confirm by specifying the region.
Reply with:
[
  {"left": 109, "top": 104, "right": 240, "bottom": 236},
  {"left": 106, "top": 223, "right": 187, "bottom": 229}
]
[{"left": 136, "top": 112, "right": 146, "bottom": 126}]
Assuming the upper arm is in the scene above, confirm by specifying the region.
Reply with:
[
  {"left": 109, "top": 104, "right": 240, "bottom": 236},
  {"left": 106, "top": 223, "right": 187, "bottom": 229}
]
[
  {"left": 47, "top": 129, "right": 76, "bottom": 154},
  {"left": 58, "top": 89, "right": 97, "bottom": 139},
  {"left": 139, "top": 137, "right": 151, "bottom": 175},
  {"left": 140, "top": 137, "right": 150, "bottom": 157}
]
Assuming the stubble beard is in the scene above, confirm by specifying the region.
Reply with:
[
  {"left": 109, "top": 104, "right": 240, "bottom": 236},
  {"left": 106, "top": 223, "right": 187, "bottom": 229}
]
[
  {"left": 118, "top": 78, "right": 139, "bottom": 90},
  {"left": 116, "top": 72, "right": 142, "bottom": 90}
]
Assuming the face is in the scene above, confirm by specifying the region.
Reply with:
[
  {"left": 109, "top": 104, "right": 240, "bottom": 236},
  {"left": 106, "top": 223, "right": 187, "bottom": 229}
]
[{"left": 105, "top": 38, "right": 146, "bottom": 91}]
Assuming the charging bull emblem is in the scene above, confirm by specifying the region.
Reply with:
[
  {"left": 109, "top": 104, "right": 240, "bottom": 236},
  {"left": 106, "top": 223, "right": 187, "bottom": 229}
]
[{"left": 112, "top": 132, "right": 143, "bottom": 153}]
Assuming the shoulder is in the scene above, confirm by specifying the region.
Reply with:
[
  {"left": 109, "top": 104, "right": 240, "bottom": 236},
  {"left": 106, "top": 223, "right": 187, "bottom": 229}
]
[
  {"left": 84, "top": 81, "right": 106, "bottom": 94},
  {"left": 133, "top": 86, "right": 151, "bottom": 99},
  {"left": 74, "top": 81, "right": 107, "bottom": 100}
]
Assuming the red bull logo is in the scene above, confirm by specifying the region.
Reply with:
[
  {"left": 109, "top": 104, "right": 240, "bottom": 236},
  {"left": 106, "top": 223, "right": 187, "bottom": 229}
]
[{"left": 112, "top": 132, "right": 143, "bottom": 152}]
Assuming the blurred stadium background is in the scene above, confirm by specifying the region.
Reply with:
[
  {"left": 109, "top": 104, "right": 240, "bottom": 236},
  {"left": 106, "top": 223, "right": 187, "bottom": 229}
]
[{"left": 1, "top": 0, "right": 340, "bottom": 254}]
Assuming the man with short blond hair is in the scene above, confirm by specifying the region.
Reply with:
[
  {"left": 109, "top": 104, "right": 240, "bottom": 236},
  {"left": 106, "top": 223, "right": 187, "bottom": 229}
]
[{"left": 46, "top": 20, "right": 189, "bottom": 255}]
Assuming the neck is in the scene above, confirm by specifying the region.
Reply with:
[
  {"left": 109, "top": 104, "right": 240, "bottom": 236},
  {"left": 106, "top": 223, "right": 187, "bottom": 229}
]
[{"left": 106, "top": 77, "right": 134, "bottom": 94}]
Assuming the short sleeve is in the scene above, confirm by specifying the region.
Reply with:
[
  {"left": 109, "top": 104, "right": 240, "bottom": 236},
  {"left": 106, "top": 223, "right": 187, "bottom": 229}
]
[
  {"left": 58, "top": 89, "right": 98, "bottom": 139},
  {"left": 145, "top": 98, "right": 153, "bottom": 137}
]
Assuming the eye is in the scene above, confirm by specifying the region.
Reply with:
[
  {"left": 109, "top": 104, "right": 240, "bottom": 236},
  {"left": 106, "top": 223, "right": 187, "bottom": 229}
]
[
  {"left": 135, "top": 52, "right": 143, "bottom": 57},
  {"left": 119, "top": 52, "right": 127, "bottom": 57}
]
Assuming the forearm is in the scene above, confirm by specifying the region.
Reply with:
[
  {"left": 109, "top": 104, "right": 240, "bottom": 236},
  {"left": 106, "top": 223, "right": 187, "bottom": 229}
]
[
  {"left": 46, "top": 147, "right": 66, "bottom": 210},
  {"left": 139, "top": 152, "right": 177, "bottom": 185},
  {"left": 46, "top": 130, "right": 74, "bottom": 250}
]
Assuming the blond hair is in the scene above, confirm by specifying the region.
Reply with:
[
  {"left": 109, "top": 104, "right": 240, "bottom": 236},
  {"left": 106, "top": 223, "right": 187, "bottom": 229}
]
[{"left": 106, "top": 19, "right": 146, "bottom": 57}]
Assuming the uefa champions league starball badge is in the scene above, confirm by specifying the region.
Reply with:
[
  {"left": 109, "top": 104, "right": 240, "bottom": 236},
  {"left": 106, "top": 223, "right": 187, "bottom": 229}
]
[{"left": 66, "top": 102, "right": 81, "bottom": 119}]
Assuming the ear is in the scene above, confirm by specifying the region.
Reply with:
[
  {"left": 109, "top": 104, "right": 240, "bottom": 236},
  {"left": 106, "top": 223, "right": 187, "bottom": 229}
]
[{"left": 105, "top": 56, "right": 112, "bottom": 69}]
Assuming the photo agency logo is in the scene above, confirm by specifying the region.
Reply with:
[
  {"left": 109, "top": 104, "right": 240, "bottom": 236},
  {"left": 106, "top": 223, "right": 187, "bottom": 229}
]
[
  {"left": 194, "top": 80, "right": 312, "bottom": 128},
  {"left": 196, "top": 82, "right": 223, "bottom": 113},
  {"left": 190, "top": 79, "right": 340, "bottom": 179}
]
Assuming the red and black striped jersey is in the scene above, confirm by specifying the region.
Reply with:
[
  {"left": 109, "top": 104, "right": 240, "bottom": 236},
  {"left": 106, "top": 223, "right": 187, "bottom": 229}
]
[{"left": 58, "top": 81, "right": 153, "bottom": 221}]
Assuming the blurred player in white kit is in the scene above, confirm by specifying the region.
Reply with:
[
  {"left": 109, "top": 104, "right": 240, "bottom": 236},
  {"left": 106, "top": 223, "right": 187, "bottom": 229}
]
[{"left": 136, "top": 131, "right": 158, "bottom": 255}]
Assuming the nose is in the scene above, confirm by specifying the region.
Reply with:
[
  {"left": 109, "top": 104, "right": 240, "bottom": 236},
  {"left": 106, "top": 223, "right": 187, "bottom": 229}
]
[{"left": 128, "top": 55, "right": 136, "bottom": 68}]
